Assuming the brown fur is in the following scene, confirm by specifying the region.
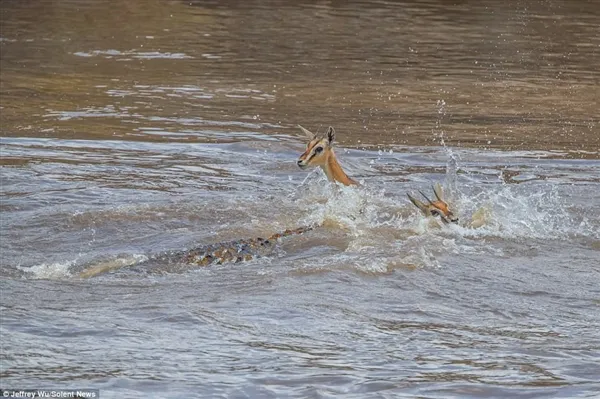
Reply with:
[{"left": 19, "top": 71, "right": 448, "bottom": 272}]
[
  {"left": 407, "top": 183, "right": 458, "bottom": 224},
  {"left": 297, "top": 125, "right": 358, "bottom": 186}
]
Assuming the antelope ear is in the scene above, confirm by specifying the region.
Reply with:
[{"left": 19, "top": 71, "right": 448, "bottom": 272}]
[
  {"left": 433, "top": 183, "right": 444, "bottom": 202},
  {"left": 326, "top": 126, "right": 335, "bottom": 144},
  {"left": 407, "top": 193, "right": 429, "bottom": 215},
  {"left": 297, "top": 125, "right": 316, "bottom": 140}
]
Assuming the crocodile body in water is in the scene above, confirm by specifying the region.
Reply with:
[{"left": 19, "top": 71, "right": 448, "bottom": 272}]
[{"left": 78, "top": 226, "right": 314, "bottom": 278}]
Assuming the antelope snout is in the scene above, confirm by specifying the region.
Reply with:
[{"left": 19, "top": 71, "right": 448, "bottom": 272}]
[{"left": 297, "top": 159, "right": 307, "bottom": 169}]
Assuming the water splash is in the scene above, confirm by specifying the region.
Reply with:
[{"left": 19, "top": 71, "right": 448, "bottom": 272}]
[
  {"left": 453, "top": 182, "right": 597, "bottom": 241},
  {"left": 18, "top": 260, "right": 76, "bottom": 280}
]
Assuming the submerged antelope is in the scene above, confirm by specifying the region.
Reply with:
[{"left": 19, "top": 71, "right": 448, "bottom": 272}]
[
  {"left": 297, "top": 125, "right": 358, "bottom": 186},
  {"left": 407, "top": 183, "right": 458, "bottom": 224}
]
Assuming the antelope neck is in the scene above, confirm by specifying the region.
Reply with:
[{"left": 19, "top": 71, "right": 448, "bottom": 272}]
[{"left": 323, "top": 150, "right": 357, "bottom": 186}]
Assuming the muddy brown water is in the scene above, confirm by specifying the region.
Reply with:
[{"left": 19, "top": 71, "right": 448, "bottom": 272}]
[{"left": 1, "top": 1, "right": 599, "bottom": 398}]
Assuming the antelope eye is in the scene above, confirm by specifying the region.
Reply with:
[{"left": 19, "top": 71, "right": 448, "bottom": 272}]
[
  {"left": 430, "top": 210, "right": 440, "bottom": 217},
  {"left": 314, "top": 146, "right": 323, "bottom": 153}
]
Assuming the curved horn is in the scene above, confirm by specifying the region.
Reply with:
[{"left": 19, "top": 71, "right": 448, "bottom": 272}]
[
  {"left": 419, "top": 190, "right": 434, "bottom": 205},
  {"left": 433, "top": 183, "right": 444, "bottom": 202},
  {"left": 407, "top": 193, "right": 429, "bottom": 214},
  {"left": 297, "top": 125, "right": 316, "bottom": 140}
]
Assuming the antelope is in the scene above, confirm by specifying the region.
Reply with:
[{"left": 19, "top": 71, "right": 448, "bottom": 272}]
[
  {"left": 297, "top": 125, "right": 358, "bottom": 186},
  {"left": 407, "top": 183, "right": 459, "bottom": 224}
]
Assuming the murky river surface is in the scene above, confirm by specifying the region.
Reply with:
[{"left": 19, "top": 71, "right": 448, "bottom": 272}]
[{"left": 1, "top": 0, "right": 600, "bottom": 397}]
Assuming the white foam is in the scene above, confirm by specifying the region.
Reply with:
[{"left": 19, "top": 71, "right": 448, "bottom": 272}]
[
  {"left": 18, "top": 260, "right": 76, "bottom": 280},
  {"left": 449, "top": 182, "right": 598, "bottom": 241}
]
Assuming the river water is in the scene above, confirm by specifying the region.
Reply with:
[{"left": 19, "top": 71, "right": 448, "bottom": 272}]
[{"left": 1, "top": 1, "right": 599, "bottom": 398}]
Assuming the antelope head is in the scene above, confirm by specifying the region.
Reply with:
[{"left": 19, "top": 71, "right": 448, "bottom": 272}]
[
  {"left": 296, "top": 125, "right": 357, "bottom": 186},
  {"left": 297, "top": 125, "right": 335, "bottom": 170},
  {"left": 407, "top": 183, "right": 458, "bottom": 224}
]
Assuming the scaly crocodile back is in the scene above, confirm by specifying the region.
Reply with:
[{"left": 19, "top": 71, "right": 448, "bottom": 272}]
[
  {"left": 155, "top": 225, "right": 314, "bottom": 266},
  {"left": 77, "top": 226, "right": 315, "bottom": 278}
]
